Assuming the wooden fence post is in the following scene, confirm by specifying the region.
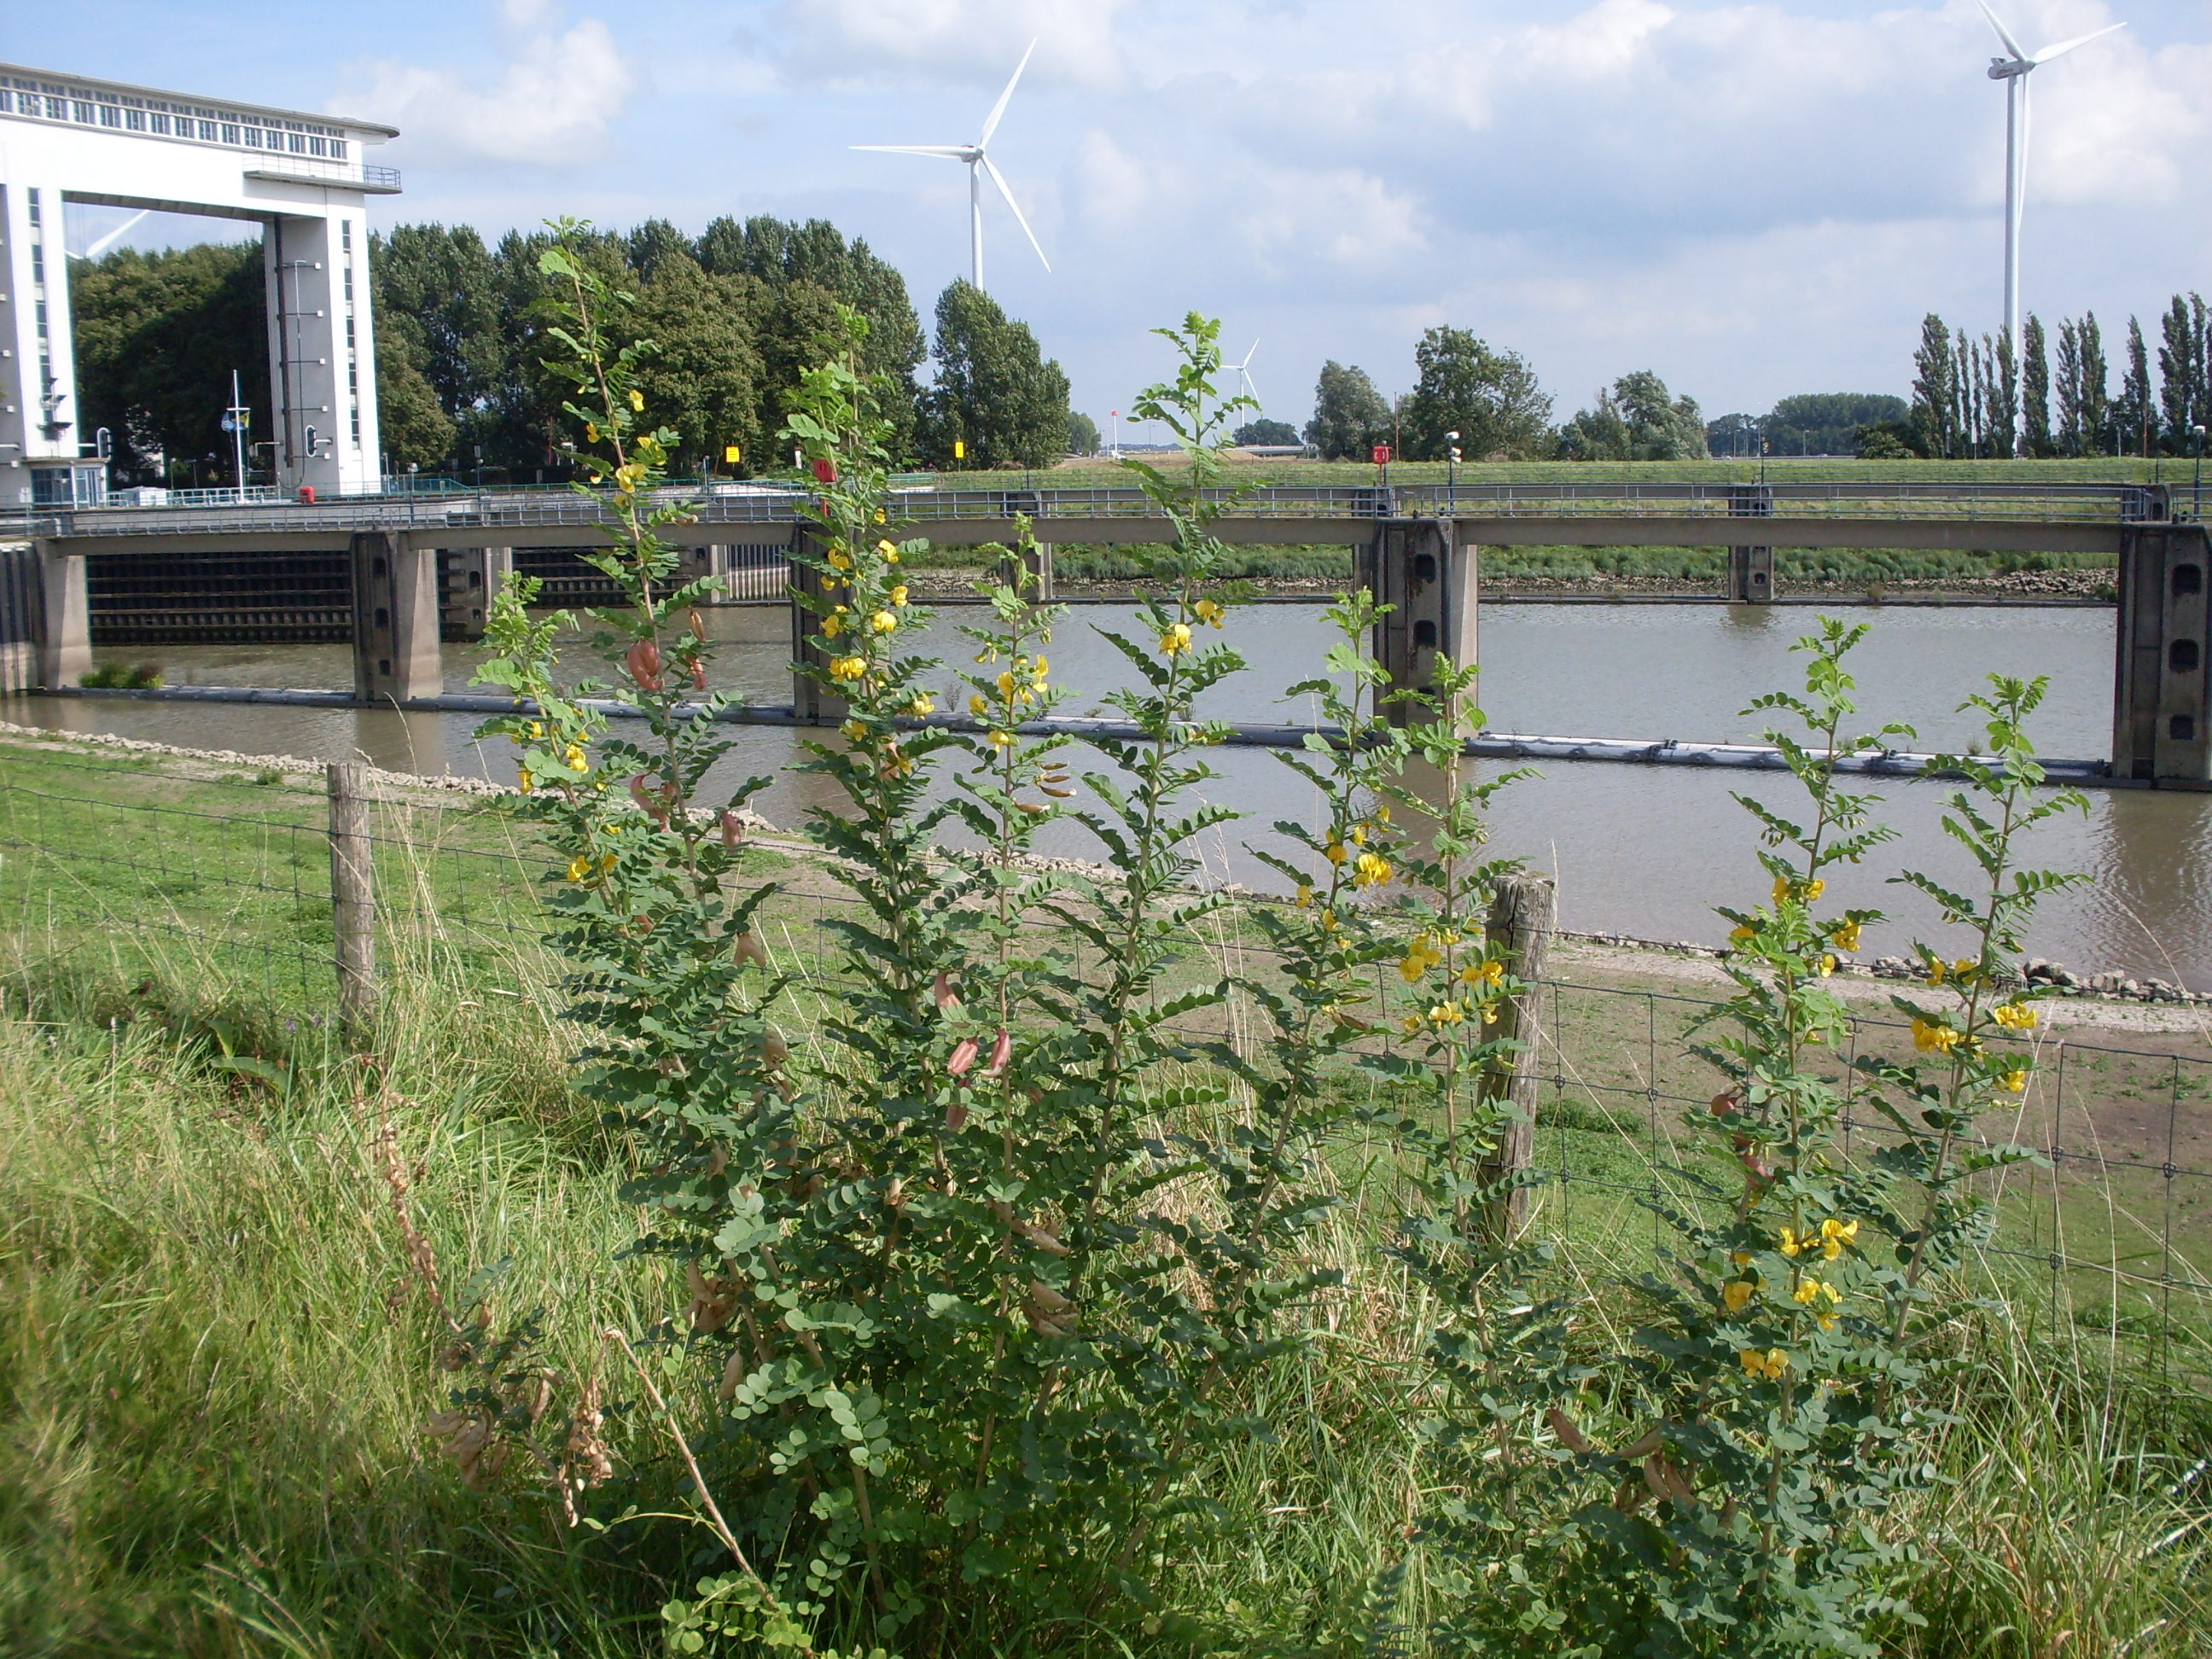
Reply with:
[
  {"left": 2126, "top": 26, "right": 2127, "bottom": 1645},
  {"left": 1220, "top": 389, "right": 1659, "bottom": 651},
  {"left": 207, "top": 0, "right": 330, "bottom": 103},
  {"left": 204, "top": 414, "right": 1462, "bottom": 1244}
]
[
  {"left": 1476, "top": 872, "right": 1556, "bottom": 1244},
  {"left": 327, "top": 762, "right": 378, "bottom": 1028}
]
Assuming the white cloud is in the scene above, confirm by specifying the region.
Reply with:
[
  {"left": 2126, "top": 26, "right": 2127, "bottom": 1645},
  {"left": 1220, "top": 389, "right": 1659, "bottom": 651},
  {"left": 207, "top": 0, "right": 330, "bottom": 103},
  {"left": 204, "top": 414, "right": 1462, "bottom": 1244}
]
[
  {"left": 779, "top": 0, "right": 1132, "bottom": 88},
  {"left": 334, "top": 4, "right": 637, "bottom": 166}
]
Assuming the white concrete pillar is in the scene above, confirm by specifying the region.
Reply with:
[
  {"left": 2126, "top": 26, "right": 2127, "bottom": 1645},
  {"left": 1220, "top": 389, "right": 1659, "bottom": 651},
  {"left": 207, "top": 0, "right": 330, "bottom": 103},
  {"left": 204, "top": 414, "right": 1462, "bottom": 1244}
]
[
  {"left": 265, "top": 208, "right": 381, "bottom": 498},
  {"left": 0, "top": 183, "right": 88, "bottom": 503}
]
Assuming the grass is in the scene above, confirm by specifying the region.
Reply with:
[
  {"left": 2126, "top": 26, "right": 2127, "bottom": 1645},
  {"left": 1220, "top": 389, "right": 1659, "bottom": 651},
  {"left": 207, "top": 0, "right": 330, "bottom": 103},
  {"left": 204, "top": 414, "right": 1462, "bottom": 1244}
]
[{"left": 2, "top": 732, "right": 2209, "bottom": 1654}]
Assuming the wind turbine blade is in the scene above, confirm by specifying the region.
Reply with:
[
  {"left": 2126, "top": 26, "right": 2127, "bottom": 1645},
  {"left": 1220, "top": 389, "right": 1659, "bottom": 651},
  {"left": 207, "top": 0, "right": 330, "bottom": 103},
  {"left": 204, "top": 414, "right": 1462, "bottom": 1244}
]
[
  {"left": 852, "top": 144, "right": 971, "bottom": 158},
  {"left": 79, "top": 208, "right": 152, "bottom": 260},
  {"left": 2031, "top": 20, "right": 2125, "bottom": 64},
  {"left": 1243, "top": 370, "right": 1262, "bottom": 407},
  {"left": 1239, "top": 338, "right": 1260, "bottom": 370},
  {"left": 1975, "top": 0, "right": 2029, "bottom": 61},
  {"left": 981, "top": 154, "right": 1051, "bottom": 272},
  {"left": 978, "top": 38, "right": 1039, "bottom": 148}
]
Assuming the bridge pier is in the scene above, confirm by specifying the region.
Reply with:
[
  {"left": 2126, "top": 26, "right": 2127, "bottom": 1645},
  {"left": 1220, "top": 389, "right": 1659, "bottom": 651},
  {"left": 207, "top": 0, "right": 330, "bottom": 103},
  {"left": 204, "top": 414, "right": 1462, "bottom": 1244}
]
[
  {"left": 2113, "top": 522, "right": 2210, "bottom": 788},
  {"left": 35, "top": 540, "right": 90, "bottom": 690},
  {"left": 1727, "top": 485, "right": 1775, "bottom": 603},
  {"left": 0, "top": 544, "right": 38, "bottom": 693},
  {"left": 350, "top": 532, "right": 442, "bottom": 702},
  {"left": 437, "top": 546, "right": 510, "bottom": 641},
  {"left": 1363, "top": 519, "right": 1476, "bottom": 721},
  {"left": 788, "top": 530, "right": 845, "bottom": 725}
]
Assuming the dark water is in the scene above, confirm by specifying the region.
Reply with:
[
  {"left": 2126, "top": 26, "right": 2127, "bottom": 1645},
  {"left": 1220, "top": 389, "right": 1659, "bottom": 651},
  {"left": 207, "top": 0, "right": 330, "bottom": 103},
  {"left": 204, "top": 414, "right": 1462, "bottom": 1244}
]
[{"left": 9, "top": 602, "right": 2208, "bottom": 989}]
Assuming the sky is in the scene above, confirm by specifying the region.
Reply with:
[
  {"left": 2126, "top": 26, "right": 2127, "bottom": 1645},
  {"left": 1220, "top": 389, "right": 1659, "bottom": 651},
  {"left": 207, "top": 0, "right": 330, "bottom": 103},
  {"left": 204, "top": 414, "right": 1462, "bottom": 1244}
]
[{"left": 21, "top": 0, "right": 2212, "bottom": 438}]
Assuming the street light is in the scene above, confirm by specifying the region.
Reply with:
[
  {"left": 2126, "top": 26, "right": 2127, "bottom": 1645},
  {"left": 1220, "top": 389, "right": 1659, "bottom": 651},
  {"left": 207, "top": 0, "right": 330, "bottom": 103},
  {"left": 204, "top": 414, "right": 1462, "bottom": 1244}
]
[
  {"left": 2193, "top": 424, "right": 2207, "bottom": 521},
  {"left": 1446, "top": 430, "right": 1461, "bottom": 512}
]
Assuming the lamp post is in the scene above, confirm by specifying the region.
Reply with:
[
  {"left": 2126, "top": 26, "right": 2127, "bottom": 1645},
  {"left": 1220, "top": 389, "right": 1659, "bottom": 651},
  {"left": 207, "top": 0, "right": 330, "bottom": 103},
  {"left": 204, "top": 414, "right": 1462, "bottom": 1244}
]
[
  {"left": 1447, "top": 430, "right": 1460, "bottom": 513},
  {"left": 1109, "top": 410, "right": 1120, "bottom": 461},
  {"left": 2193, "top": 423, "right": 2206, "bottom": 521}
]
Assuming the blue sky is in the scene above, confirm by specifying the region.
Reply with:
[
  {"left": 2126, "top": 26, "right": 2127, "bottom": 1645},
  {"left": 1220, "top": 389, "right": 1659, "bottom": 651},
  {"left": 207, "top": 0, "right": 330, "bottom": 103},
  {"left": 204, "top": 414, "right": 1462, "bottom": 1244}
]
[{"left": 26, "top": 0, "right": 2212, "bottom": 438}]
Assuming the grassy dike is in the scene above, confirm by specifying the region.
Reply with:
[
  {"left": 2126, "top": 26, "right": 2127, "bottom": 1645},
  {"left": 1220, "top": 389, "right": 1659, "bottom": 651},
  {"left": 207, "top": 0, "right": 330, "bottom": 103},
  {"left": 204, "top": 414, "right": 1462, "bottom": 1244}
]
[{"left": 0, "top": 733, "right": 2206, "bottom": 1655}]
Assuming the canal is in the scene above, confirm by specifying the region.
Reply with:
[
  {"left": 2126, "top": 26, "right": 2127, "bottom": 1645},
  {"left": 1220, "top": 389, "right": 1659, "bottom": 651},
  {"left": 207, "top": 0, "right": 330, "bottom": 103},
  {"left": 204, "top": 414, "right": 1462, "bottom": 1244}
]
[{"left": 7, "top": 601, "right": 2207, "bottom": 989}]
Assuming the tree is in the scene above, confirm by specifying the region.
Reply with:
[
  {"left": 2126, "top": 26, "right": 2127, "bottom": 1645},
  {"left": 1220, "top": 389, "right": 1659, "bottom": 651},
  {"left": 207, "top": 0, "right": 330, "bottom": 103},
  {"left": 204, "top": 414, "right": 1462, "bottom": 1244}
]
[
  {"left": 69, "top": 240, "right": 269, "bottom": 486},
  {"left": 1233, "top": 417, "right": 1300, "bottom": 446},
  {"left": 1764, "top": 393, "right": 1910, "bottom": 457},
  {"left": 629, "top": 253, "right": 768, "bottom": 474},
  {"left": 2055, "top": 314, "right": 2109, "bottom": 457},
  {"left": 2118, "top": 317, "right": 2154, "bottom": 457},
  {"left": 370, "top": 224, "right": 507, "bottom": 435},
  {"left": 1305, "top": 362, "right": 1390, "bottom": 460},
  {"left": 1066, "top": 410, "right": 1100, "bottom": 455},
  {"left": 2158, "top": 293, "right": 2208, "bottom": 453},
  {"left": 1911, "top": 314, "right": 1959, "bottom": 458},
  {"left": 1557, "top": 370, "right": 1700, "bottom": 461},
  {"left": 1399, "top": 328, "right": 1551, "bottom": 460},
  {"left": 376, "top": 352, "right": 457, "bottom": 470},
  {"left": 919, "top": 280, "right": 1071, "bottom": 469},
  {"left": 2021, "top": 315, "right": 2052, "bottom": 456}
]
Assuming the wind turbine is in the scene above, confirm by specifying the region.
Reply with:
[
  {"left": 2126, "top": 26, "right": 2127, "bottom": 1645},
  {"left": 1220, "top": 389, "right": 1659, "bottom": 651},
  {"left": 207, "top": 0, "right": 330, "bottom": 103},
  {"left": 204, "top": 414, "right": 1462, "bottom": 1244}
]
[
  {"left": 1227, "top": 340, "right": 1261, "bottom": 411},
  {"left": 853, "top": 39, "right": 1051, "bottom": 294},
  {"left": 1976, "top": 0, "right": 2124, "bottom": 438},
  {"left": 70, "top": 208, "right": 151, "bottom": 262}
]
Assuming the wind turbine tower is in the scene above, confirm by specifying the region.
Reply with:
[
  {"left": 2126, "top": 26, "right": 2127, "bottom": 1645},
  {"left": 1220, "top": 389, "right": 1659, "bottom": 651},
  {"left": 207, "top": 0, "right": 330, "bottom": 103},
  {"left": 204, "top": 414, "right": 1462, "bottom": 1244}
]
[
  {"left": 853, "top": 40, "right": 1051, "bottom": 294},
  {"left": 1976, "top": 0, "right": 2124, "bottom": 448}
]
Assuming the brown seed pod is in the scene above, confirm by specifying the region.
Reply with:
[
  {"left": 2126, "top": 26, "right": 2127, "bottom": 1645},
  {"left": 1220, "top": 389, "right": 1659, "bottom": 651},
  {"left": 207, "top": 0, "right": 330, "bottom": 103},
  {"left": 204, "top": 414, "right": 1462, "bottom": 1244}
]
[
  {"left": 733, "top": 931, "right": 769, "bottom": 969},
  {"left": 1022, "top": 1280, "right": 1078, "bottom": 1337},
  {"left": 761, "top": 1032, "right": 789, "bottom": 1070}
]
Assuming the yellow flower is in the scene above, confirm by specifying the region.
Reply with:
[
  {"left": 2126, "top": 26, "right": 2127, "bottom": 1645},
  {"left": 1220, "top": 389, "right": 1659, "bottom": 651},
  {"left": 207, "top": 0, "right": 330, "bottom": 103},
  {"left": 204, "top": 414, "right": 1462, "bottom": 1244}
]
[
  {"left": 1821, "top": 1282, "right": 1842, "bottom": 1304},
  {"left": 1819, "top": 953, "right": 1837, "bottom": 977},
  {"left": 827, "top": 550, "right": 852, "bottom": 571},
  {"left": 599, "top": 853, "right": 617, "bottom": 873},
  {"left": 585, "top": 422, "right": 600, "bottom": 443},
  {"left": 564, "top": 744, "right": 588, "bottom": 772},
  {"left": 1793, "top": 1279, "right": 1822, "bottom": 1306},
  {"left": 997, "top": 671, "right": 1016, "bottom": 696},
  {"left": 1350, "top": 825, "right": 1366, "bottom": 845},
  {"left": 988, "top": 730, "right": 1013, "bottom": 748},
  {"left": 1819, "top": 1217, "right": 1858, "bottom": 1245},
  {"left": 890, "top": 584, "right": 909, "bottom": 607},
  {"left": 527, "top": 720, "right": 545, "bottom": 740},
  {"left": 517, "top": 767, "right": 534, "bottom": 794},
  {"left": 1722, "top": 1280, "right": 1755, "bottom": 1313},
  {"left": 1459, "top": 960, "right": 1503, "bottom": 987},
  {"left": 822, "top": 613, "right": 844, "bottom": 637},
  {"left": 840, "top": 719, "right": 868, "bottom": 741},
  {"left": 1818, "top": 1313, "right": 1839, "bottom": 1333},
  {"left": 1729, "top": 923, "right": 1756, "bottom": 943},
  {"left": 614, "top": 463, "right": 645, "bottom": 493},
  {"left": 1780, "top": 1227, "right": 1803, "bottom": 1258},
  {"left": 1998, "top": 1067, "right": 2029, "bottom": 1093},
  {"left": 1401, "top": 1015, "right": 1423, "bottom": 1036},
  {"left": 1429, "top": 1001, "right": 1465, "bottom": 1026},
  {"left": 1912, "top": 1017, "right": 1961, "bottom": 1055},
  {"left": 1993, "top": 1002, "right": 2037, "bottom": 1032},
  {"left": 876, "top": 538, "right": 897, "bottom": 557},
  {"left": 1738, "top": 1348, "right": 1789, "bottom": 1381},
  {"left": 1295, "top": 884, "right": 1314, "bottom": 909},
  {"left": 1353, "top": 852, "right": 1392, "bottom": 888},
  {"left": 628, "top": 387, "right": 644, "bottom": 412},
  {"left": 870, "top": 610, "right": 898, "bottom": 634},
  {"left": 1324, "top": 840, "right": 1348, "bottom": 866},
  {"left": 1194, "top": 598, "right": 1225, "bottom": 628},
  {"left": 1730, "top": 1250, "right": 1753, "bottom": 1269},
  {"left": 566, "top": 853, "right": 592, "bottom": 882},
  {"left": 1159, "top": 623, "right": 1193, "bottom": 656},
  {"left": 969, "top": 694, "right": 989, "bottom": 717},
  {"left": 1377, "top": 805, "right": 1391, "bottom": 824},
  {"left": 1830, "top": 921, "right": 1863, "bottom": 952},
  {"left": 1954, "top": 957, "right": 1979, "bottom": 981},
  {"left": 885, "top": 549, "right": 899, "bottom": 562},
  {"left": 1034, "top": 655, "right": 1050, "bottom": 677},
  {"left": 1924, "top": 959, "right": 1947, "bottom": 987},
  {"left": 908, "top": 693, "right": 935, "bottom": 717},
  {"left": 830, "top": 655, "right": 866, "bottom": 682},
  {"left": 1807, "top": 879, "right": 1826, "bottom": 900}
]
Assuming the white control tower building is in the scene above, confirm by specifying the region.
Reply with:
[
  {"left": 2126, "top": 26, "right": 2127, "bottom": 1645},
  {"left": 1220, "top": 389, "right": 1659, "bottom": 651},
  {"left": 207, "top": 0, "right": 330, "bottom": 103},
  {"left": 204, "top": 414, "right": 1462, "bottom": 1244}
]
[{"left": 0, "top": 63, "right": 399, "bottom": 503}]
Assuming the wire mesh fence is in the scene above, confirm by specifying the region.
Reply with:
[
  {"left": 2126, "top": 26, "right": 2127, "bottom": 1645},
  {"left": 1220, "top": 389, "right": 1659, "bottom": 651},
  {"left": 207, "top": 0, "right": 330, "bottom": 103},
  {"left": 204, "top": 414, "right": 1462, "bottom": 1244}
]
[{"left": 3, "top": 736, "right": 2205, "bottom": 1375}]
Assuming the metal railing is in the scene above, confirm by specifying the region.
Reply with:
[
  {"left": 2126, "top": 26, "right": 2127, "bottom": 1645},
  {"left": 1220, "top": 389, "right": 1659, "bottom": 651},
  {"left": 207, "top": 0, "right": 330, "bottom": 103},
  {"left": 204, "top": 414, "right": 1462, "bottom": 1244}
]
[{"left": 4, "top": 479, "right": 2166, "bottom": 544}]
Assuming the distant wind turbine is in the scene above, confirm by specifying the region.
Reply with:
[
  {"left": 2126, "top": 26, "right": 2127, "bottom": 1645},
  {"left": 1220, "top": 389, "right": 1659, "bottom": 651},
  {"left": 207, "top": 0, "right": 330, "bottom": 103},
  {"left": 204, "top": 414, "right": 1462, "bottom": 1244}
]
[
  {"left": 1976, "top": 0, "right": 2125, "bottom": 445},
  {"left": 1227, "top": 340, "right": 1261, "bottom": 410},
  {"left": 853, "top": 39, "right": 1051, "bottom": 294},
  {"left": 70, "top": 208, "right": 151, "bottom": 261}
]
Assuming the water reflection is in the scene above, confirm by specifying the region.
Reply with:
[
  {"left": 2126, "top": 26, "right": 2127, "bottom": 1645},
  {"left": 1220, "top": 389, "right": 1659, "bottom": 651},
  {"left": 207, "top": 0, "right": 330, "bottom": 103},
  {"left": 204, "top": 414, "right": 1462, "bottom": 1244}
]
[{"left": 8, "top": 602, "right": 2205, "bottom": 987}]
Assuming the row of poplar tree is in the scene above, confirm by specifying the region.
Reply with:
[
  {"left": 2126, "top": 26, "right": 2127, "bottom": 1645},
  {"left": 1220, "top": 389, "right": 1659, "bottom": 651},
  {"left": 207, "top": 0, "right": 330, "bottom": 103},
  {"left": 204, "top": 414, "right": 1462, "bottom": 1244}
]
[
  {"left": 68, "top": 216, "right": 1077, "bottom": 486},
  {"left": 1904, "top": 294, "right": 2212, "bottom": 459}
]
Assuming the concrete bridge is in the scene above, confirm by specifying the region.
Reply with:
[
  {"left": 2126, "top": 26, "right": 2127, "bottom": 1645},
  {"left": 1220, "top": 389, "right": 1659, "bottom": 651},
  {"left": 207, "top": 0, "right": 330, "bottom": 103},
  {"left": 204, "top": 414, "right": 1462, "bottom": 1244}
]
[{"left": 3, "top": 477, "right": 2206, "bottom": 786}]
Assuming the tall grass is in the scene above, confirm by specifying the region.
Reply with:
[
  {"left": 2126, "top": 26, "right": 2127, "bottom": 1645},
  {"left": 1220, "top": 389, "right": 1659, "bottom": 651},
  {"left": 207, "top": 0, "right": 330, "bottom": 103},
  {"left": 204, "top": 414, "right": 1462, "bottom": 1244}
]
[{"left": 1, "top": 943, "right": 2203, "bottom": 1654}]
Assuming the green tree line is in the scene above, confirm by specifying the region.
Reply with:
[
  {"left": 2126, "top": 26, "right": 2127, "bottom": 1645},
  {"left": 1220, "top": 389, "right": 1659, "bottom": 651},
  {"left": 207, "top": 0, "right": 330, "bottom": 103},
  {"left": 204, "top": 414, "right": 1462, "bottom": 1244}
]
[
  {"left": 1901, "top": 295, "right": 2209, "bottom": 458},
  {"left": 66, "top": 217, "right": 1075, "bottom": 486}
]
